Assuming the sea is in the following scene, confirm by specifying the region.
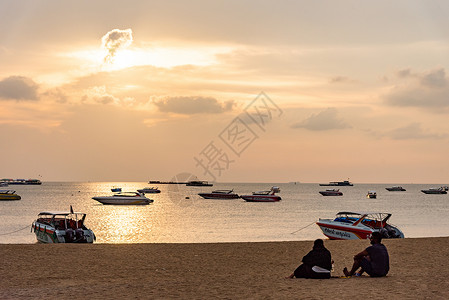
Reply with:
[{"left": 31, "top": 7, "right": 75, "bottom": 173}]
[{"left": 1, "top": 182, "right": 448, "bottom": 244}]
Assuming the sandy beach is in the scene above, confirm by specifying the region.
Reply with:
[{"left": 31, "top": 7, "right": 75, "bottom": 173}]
[{"left": 1, "top": 237, "right": 448, "bottom": 299}]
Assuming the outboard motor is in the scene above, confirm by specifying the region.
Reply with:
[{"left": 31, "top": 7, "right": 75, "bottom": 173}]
[
  {"left": 75, "top": 228, "right": 85, "bottom": 242},
  {"left": 65, "top": 228, "right": 75, "bottom": 243}
]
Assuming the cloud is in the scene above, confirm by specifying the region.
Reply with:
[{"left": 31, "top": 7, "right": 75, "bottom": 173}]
[
  {"left": 101, "top": 29, "right": 133, "bottom": 64},
  {"left": 291, "top": 107, "right": 351, "bottom": 131},
  {"left": 385, "top": 122, "right": 446, "bottom": 140},
  {"left": 0, "top": 76, "right": 39, "bottom": 100},
  {"left": 385, "top": 68, "right": 449, "bottom": 110},
  {"left": 152, "top": 96, "right": 234, "bottom": 114}
]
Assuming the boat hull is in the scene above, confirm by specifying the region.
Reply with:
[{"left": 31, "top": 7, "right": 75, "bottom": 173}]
[
  {"left": 316, "top": 222, "right": 373, "bottom": 240},
  {"left": 0, "top": 195, "right": 21, "bottom": 200},
  {"left": 198, "top": 193, "right": 240, "bottom": 199},
  {"left": 241, "top": 195, "right": 281, "bottom": 202},
  {"left": 319, "top": 192, "right": 342, "bottom": 196},
  {"left": 93, "top": 197, "right": 153, "bottom": 205},
  {"left": 421, "top": 190, "right": 447, "bottom": 194}
]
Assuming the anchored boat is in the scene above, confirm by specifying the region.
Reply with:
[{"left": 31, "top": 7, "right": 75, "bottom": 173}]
[
  {"left": 31, "top": 208, "right": 95, "bottom": 243},
  {"left": 319, "top": 189, "right": 343, "bottom": 196},
  {"left": 0, "top": 190, "right": 21, "bottom": 201},
  {"left": 92, "top": 192, "right": 153, "bottom": 205},
  {"left": 241, "top": 186, "right": 281, "bottom": 202},
  {"left": 198, "top": 189, "right": 240, "bottom": 199},
  {"left": 316, "top": 211, "right": 404, "bottom": 240}
]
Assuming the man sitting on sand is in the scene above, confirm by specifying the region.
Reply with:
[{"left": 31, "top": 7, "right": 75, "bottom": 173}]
[
  {"left": 343, "top": 231, "right": 389, "bottom": 277},
  {"left": 287, "top": 239, "right": 332, "bottom": 279}
]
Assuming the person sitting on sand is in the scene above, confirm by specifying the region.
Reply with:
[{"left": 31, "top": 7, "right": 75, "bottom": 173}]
[
  {"left": 343, "top": 231, "right": 389, "bottom": 277},
  {"left": 287, "top": 239, "right": 332, "bottom": 279}
]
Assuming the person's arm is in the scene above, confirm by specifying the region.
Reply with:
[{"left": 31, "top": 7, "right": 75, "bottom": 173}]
[{"left": 354, "top": 249, "right": 369, "bottom": 260}]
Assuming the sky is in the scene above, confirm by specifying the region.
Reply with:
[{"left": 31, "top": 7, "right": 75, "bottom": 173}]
[{"left": 1, "top": 0, "right": 449, "bottom": 183}]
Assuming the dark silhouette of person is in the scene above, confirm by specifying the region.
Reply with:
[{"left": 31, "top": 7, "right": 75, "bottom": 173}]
[
  {"left": 343, "top": 231, "right": 389, "bottom": 277},
  {"left": 287, "top": 239, "right": 332, "bottom": 279}
]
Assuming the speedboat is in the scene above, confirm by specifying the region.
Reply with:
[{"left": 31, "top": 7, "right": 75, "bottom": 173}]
[
  {"left": 385, "top": 186, "right": 406, "bottom": 191},
  {"left": 319, "top": 189, "right": 343, "bottom": 196},
  {"left": 198, "top": 189, "right": 240, "bottom": 199},
  {"left": 0, "top": 190, "right": 21, "bottom": 201},
  {"left": 186, "top": 180, "right": 213, "bottom": 187},
  {"left": 316, "top": 212, "right": 404, "bottom": 240},
  {"left": 367, "top": 191, "right": 377, "bottom": 199},
  {"left": 241, "top": 186, "right": 281, "bottom": 202},
  {"left": 421, "top": 187, "right": 447, "bottom": 194},
  {"left": 319, "top": 180, "right": 353, "bottom": 186},
  {"left": 111, "top": 186, "right": 122, "bottom": 192},
  {"left": 92, "top": 192, "right": 153, "bottom": 205},
  {"left": 31, "top": 207, "right": 95, "bottom": 243},
  {"left": 137, "top": 187, "right": 161, "bottom": 194}
]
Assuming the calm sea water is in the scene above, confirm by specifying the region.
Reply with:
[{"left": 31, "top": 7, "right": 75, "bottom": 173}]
[{"left": 1, "top": 182, "right": 448, "bottom": 244}]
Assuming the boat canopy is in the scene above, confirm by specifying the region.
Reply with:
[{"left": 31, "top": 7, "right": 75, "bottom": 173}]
[
  {"left": 38, "top": 211, "right": 86, "bottom": 216},
  {"left": 336, "top": 212, "right": 392, "bottom": 222}
]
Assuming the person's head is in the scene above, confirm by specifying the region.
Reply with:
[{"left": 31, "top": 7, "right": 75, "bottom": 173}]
[
  {"left": 370, "top": 231, "right": 382, "bottom": 244},
  {"left": 313, "top": 239, "right": 325, "bottom": 249}
]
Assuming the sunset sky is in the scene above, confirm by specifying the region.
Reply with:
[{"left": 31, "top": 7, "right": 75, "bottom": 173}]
[{"left": 1, "top": 1, "right": 449, "bottom": 183}]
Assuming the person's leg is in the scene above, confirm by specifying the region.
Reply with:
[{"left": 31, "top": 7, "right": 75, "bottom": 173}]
[
  {"left": 294, "top": 264, "right": 312, "bottom": 278},
  {"left": 343, "top": 256, "right": 364, "bottom": 276}
]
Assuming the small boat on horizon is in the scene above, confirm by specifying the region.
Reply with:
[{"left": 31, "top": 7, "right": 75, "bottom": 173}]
[
  {"left": 111, "top": 187, "right": 122, "bottom": 192},
  {"left": 316, "top": 211, "right": 404, "bottom": 240},
  {"left": 319, "top": 180, "right": 353, "bottom": 186},
  {"left": 319, "top": 189, "right": 343, "bottom": 196},
  {"left": 31, "top": 207, "right": 95, "bottom": 243},
  {"left": 198, "top": 189, "right": 240, "bottom": 200},
  {"left": 241, "top": 186, "right": 281, "bottom": 202},
  {"left": 421, "top": 187, "right": 447, "bottom": 194},
  {"left": 92, "top": 192, "right": 153, "bottom": 205},
  {"left": 137, "top": 187, "right": 161, "bottom": 194},
  {"left": 385, "top": 186, "right": 406, "bottom": 191},
  {"left": 186, "top": 180, "right": 213, "bottom": 187},
  {"left": 367, "top": 191, "right": 377, "bottom": 199},
  {"left": 2, "top": 179, "right": 42, "bottom": 185},
  {"left": 0, "top": 190, "right": 21, "bottom": 201}
]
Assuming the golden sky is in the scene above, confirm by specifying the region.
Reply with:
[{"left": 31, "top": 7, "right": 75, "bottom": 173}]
[{"left": 1, "top": 1, "right": 449, "bottom": 183}]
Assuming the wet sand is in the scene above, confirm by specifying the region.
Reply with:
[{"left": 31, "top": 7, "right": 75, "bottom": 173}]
[{"left": 1, "top": 237, "right": 448, "bottom": 299}]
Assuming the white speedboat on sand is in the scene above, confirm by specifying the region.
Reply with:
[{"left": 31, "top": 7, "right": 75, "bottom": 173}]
[{"left": 316, "top": 211, "right": 404, "bottom": 240}]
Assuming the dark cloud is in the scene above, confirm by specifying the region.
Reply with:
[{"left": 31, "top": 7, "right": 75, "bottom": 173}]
[
  {"left": 291, "top": 107, "right": 351, "bottom": 131},
  {"left": 386, "top": 122, "right": 446, "bottom": 140},
  {"left": 152, "top": 96, "right": 234, "bottom": 114},
  {"left": 101, "top": 29, "right": 133, "bottom": 64},
  {"left": 0, "top": 76, "right": 39, "bottom": 100},
  {"left": 385, "top": 68, "right": 449, "bottom": 109}
]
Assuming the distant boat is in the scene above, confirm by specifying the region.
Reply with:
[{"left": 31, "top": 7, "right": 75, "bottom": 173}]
[
  {"left": 421, "top": 187, "right": 447, "bottom": 194},
  {"left": 241, "top": 187, "right": 281, "bottom": 202},
  {"left": 92, "top": 192, "right": 153, "bottom": 205},
  {"left": 186, "top": 181, "right": 213, "bottom": 187},
  {"left": 367, "top": 191, "right": 377, "bottom": 199},
  {"left": 137, "top": 187, "right": 161, "bottom": 194},
  {"left": 111, "top": 187, "right": 122, "bottom": 192},
  {"left": 319, "top": 189, "right": 343, "bottom": 196},
  {"left": 385, "top": 186, "right": 406, "bottom": 191},
  {"left": 319, "top": 180, "right": 353, "bottom": 186},
  {"left": 0, "top": 190, "right": 21, "bottom": 201},
  {"left": 2, "top": 179, "right": 42, "bottom": 185},
  {"left": 198, "top": 189, "right": 240, "bottom": 200}
]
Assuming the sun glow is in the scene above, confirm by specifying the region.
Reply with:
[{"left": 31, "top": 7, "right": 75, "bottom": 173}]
[{"left": 68, "top": 45, "right": 231, "bottom": 72}]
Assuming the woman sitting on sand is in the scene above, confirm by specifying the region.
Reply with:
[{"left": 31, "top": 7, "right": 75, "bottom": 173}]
[{"left": 287, "top": 239, "right": 332, "bottom": 279}]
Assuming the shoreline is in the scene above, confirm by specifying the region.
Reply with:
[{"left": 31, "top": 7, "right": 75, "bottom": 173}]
[{"left": 1, "top": 237, "right": 448, "bottom": 299}]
